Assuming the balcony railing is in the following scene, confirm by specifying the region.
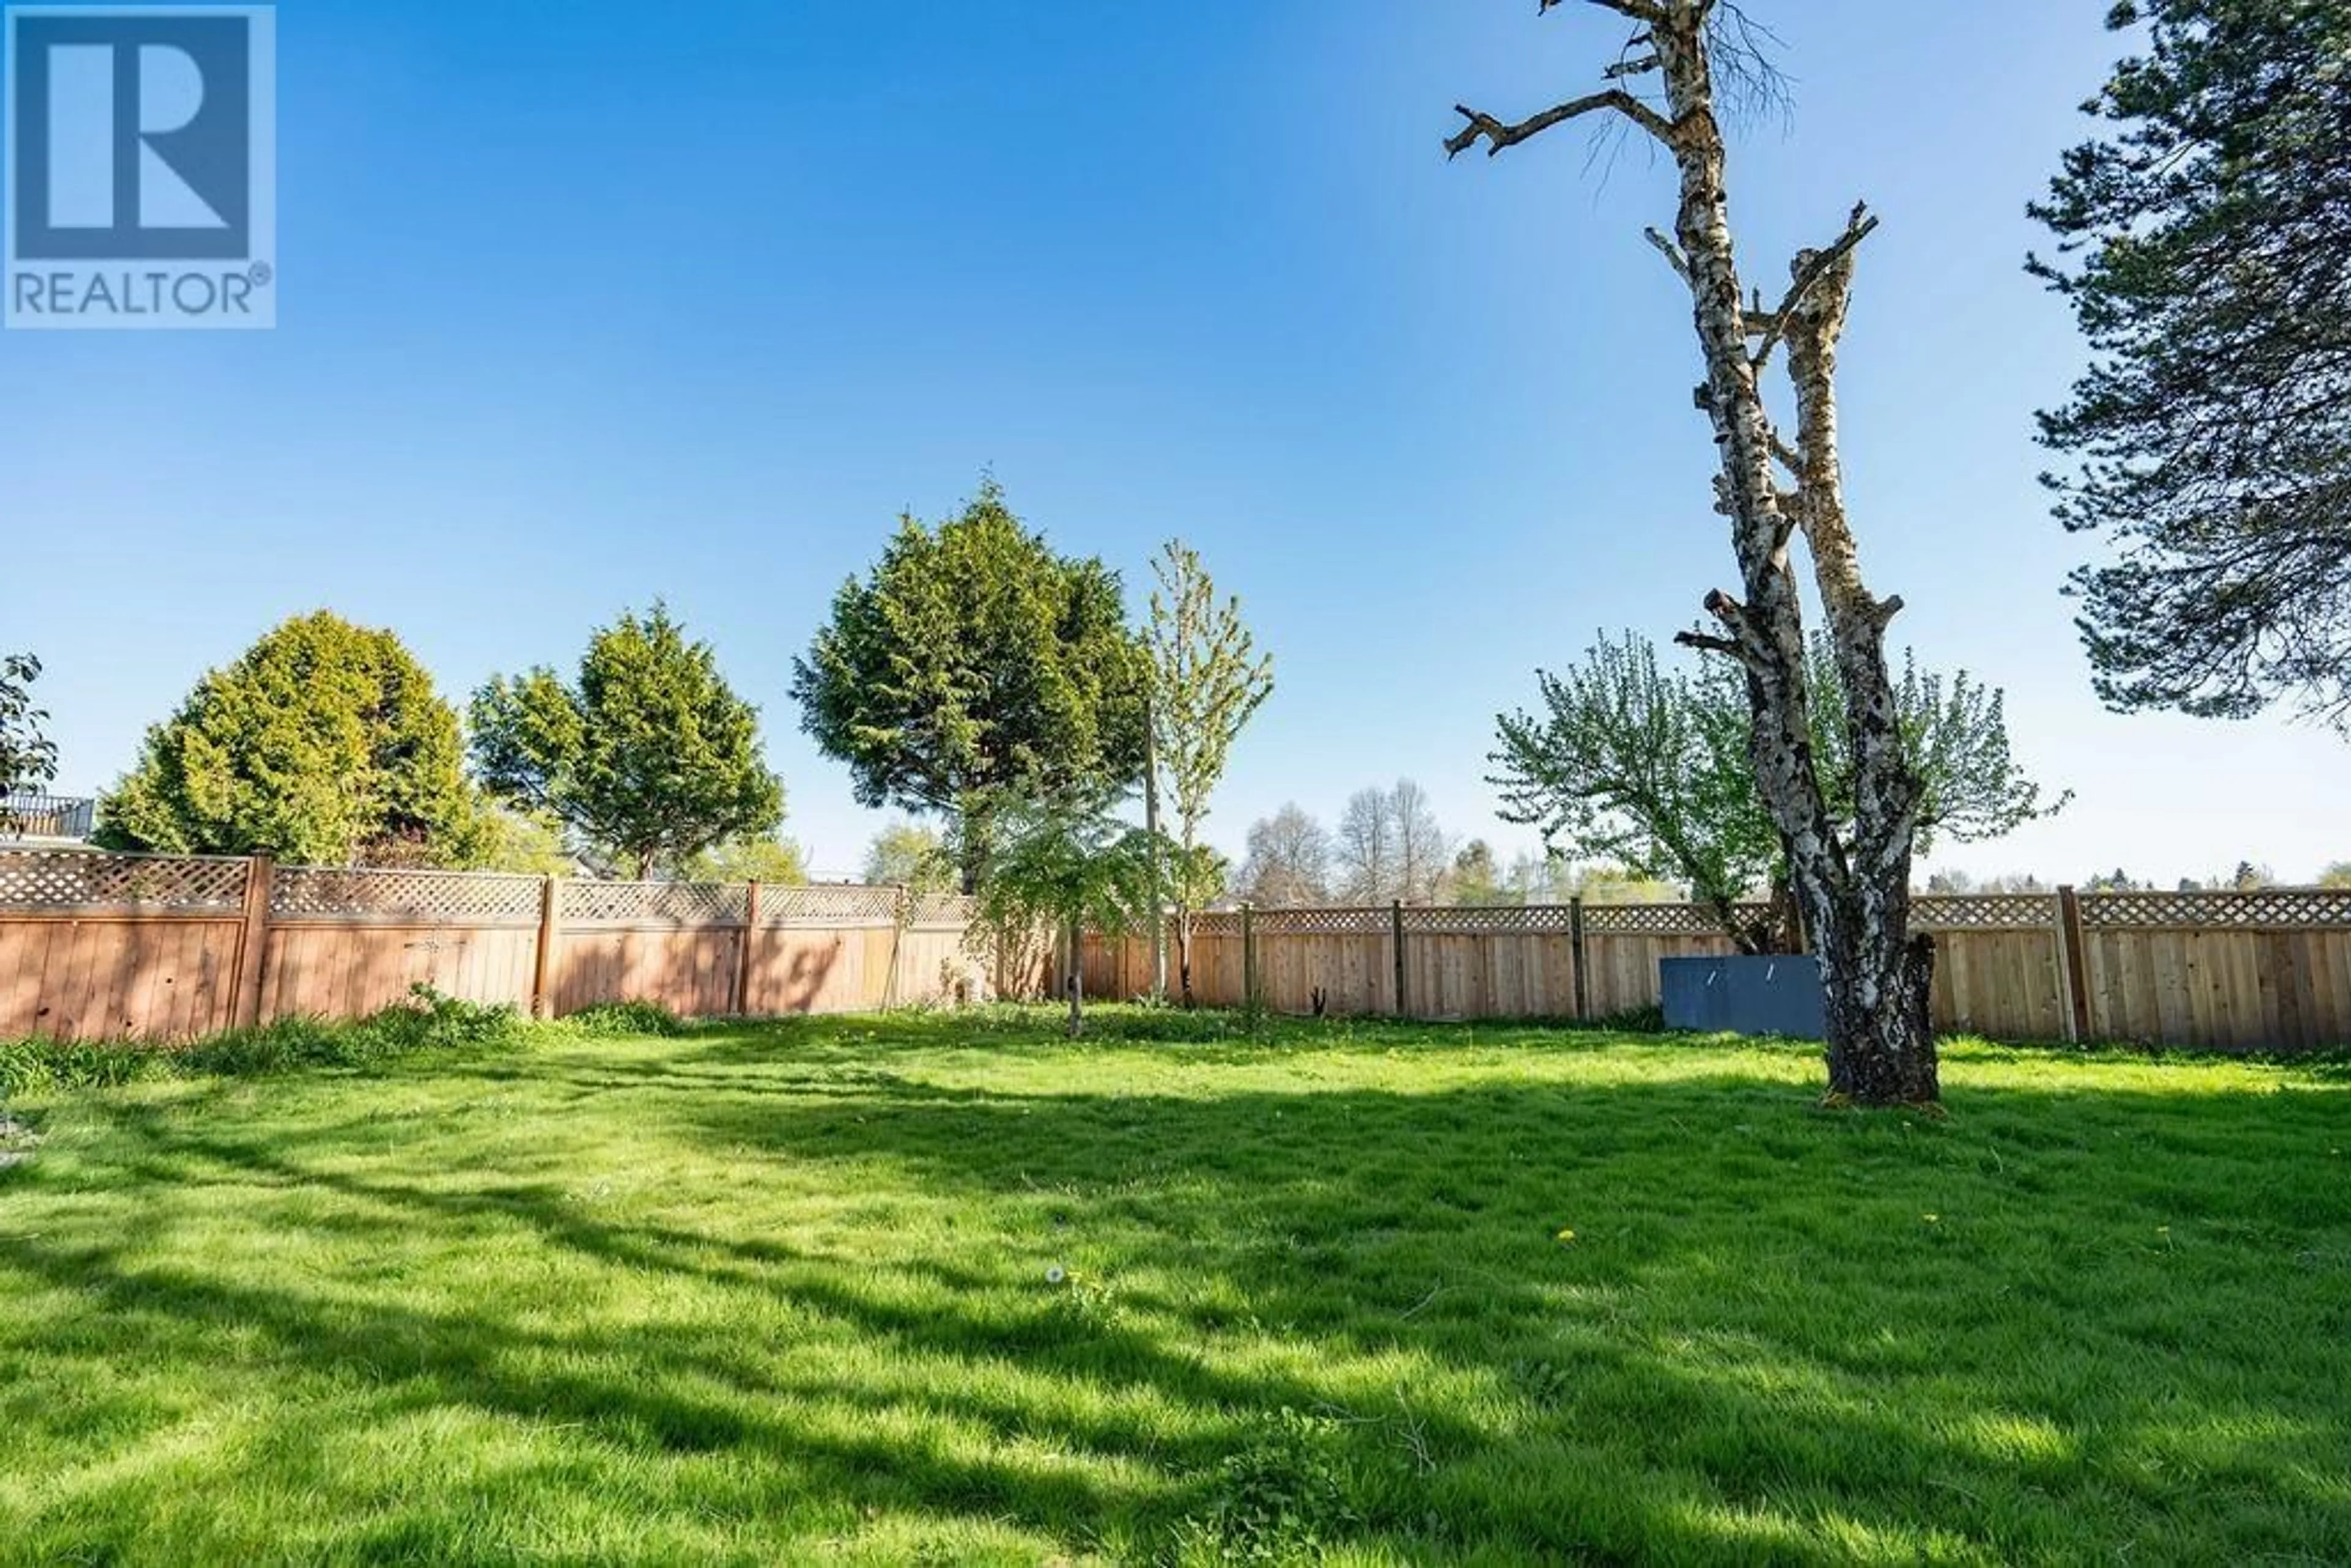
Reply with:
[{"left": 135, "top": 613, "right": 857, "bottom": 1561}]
[{"left": 1, "top": 792, "right": 96, "bottom": 840}]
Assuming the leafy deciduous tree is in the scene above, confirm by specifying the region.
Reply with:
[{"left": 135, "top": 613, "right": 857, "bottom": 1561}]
[
  {"left": 2032, "top": 0, "right": 2351, "bottom": 729},
  {"left": 0, "top": 653, "right": 58, "bottom": 822},
  {"left": 471, "top": 604, "right": 782, "bottom": 879},
  {"left": 96, "top": 612, "right": 482, "bottom": 866},
  {"left": 969, "top": 786, "right": 1158, "bottom": 1037},
  {"left": 683, "top": 834, "right": 809, "bottom": 886},
  {"left": 862, "top": 820, "right": 953, "bottom": 893},
  {"left": 1146, "top": 539, "right": 1274, "bottom": 1003},
  {"left": 468, "top": 806, "right": 576, "bottom": 876},
  {"left": 1448, "top": 839, "right": 1511, "bottom": 906},
  {"left": 1493, "top": 629, "right": 2065, "bottom": 952},
  {"left": 792, "top": 479, "right": 1150, "bottom": 891}
]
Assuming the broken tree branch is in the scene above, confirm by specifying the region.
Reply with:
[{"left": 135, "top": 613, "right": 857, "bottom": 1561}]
[
  {"left": 1674, "top": 629, "right": 1744, "bottom": 659},
  {"left": 1747, "top": 201, "right": 1878, "bottom": 373},
  {"left": 1445, "top": 89, "right": 1676, "bottom": 159},
  {"left": 1643, "top": 227, "right": 1692, "bottom": 285}
]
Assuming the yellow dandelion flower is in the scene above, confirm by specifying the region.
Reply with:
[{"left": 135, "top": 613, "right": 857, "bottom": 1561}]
[
  {"left": 1922, "top": 1213, "right": 1940, "bottom": 1225},
  {"left": 1555, "top": 1228, "right": 1577, "bottom": 1244}
]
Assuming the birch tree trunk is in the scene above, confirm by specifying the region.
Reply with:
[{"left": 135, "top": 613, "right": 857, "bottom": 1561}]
[{"left": 1449, "top": 0, "right": 1937, "bottom": 1105}]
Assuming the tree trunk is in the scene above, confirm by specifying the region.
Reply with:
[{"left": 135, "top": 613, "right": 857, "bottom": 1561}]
[
  {"left": 1639, "top": 4, "right": 1935, "bottom": 1105},
  {"left": 1144, "top": 707, "right": 1167, "bottom": 999},
  {"left": 956, "top": 793, "right": 993, "bottom": 896},
  {"left": 1174, "top": 905, "right": 1196, "bottom": 1008},
  {"left": 1065, "top": 915, "right": 1085, "bottom": 1038}
]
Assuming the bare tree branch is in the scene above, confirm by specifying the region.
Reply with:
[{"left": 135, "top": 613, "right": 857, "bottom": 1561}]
[
  {"left": 1748, "top": 202, "right": 1879, "bottom": 373},
  {"left": 1551, "top": 0, "right": 1667, "bottom": 20},
  {"left": 1445, "top": 89, "right": 1676, "bottom": 159},
  {"left": 1674, "top": 629, "right": 1744, "bottom": 659},
  {"left": 1643, "top": 227, "right": 1692, "bottom": 285}
]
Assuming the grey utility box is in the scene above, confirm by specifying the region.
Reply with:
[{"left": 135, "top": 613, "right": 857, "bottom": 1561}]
[{"left": 1660, "top": 954, "right": 1826, "bottom": 1039}]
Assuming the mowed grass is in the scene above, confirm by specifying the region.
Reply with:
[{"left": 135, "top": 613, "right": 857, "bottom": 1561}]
[{"left": 2, "top": 1010, "right": 2347, "bottom": 1565}]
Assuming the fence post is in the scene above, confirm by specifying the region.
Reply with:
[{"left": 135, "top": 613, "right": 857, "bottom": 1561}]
[
  {"left": 1392, "top": 899, "right": 1408, "bottom": 1018},
  {"left": 231, "top": 854, "right": 275, "bottom": 1027},
  {"left": 882, "top": 885, "right": 908, "bottom": 1009},
  {"left": 733, "top": 880, "right": 762, "bottom": 1016},
  {"left": 1241, "top": 902, "right": 1258, "bottom": 1013},
  {"left": 1569, "top": 896, "right": 1588, "bottom": 1022},
  {"left": 2057, "top": 884, "right": 2092, "bottom": 1043},
  {"left": 531, "top": 875, "right": 562, "bottom": 1019}
]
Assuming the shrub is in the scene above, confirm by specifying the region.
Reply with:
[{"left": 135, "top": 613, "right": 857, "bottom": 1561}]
[
  {"left": 1, "top": 1037, "right": 177, "bottom": 1097},
  {"left": 179, "top": 1017, "right": 354, "bottom": 1076},
  {"left": 5, "top": 986, "right": 527, "bottom": 1093},
  {"left": 563, "top": 999, "right": 692, "bottom": 1037}
]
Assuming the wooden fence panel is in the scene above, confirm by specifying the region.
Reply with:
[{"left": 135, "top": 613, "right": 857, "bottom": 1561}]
[
  {"left": 2079, "top": 926, "right": 2351, "bottom": 1051},
  {"left": 1924, "top": 928, "right": 2068, "bottom": 1041},
  {"left": 1582, "top": 932, "right": 1736, "bottom": 1017},
  {"left": 1262, "top": 932, "right": 1390, "bottom": 1015},
  {"left": 552, "top": 928, "right": 743, "bottom": 1018},
  {"left": 0, "top": 914, "right": 241, "bottom": 1041},
  {"left": 1191, "top": 929, "right": 1246, "bottom": 1007},
  {"left": 747, "top": 925, "right": 890, "bottom": 1014},
  {"left": 262, "top": 923, "right": 539, "bottom": 1021},
  {"left": 893, "top": 923, "right": 989, "bottom": 1006}
]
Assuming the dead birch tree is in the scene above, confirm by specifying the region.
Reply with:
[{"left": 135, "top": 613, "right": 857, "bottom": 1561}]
[{"left": 1449, "top": 0, "right": 1938, "bottom": 1105}]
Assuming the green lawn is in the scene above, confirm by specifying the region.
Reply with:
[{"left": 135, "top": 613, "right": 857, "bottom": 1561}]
[{"left": 2, "top": 1010, "right": 2347, "bottom": 1565}]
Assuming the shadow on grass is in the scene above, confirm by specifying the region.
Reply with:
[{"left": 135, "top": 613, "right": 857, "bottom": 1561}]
[{"left": 4, "top": 1028, "right": 2348, "bottom": 1562}]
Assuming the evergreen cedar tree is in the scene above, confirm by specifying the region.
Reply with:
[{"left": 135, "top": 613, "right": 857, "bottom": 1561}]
[
  {"left": 470, "top": 605, "right": 783, "bottom": 880},
  {"left": 1450, "top": 1, "right": 1944, "bottom": 1103},
  {"left": 2033, "top": 0, "right": 2351, "bottom": 732},
  {"left": 791, "top": 480, "right": 1149, "bottom": 891},
  {"left": 1493, "top": 630, "right": 2066, "bottom": 953},
  {"left": 96, "top": 611, "right": 484, "bottom": 867}
]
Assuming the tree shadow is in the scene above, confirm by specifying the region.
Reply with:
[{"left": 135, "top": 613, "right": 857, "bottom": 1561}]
[{"left": 5, "top": 1041, "right": 2347, "bottom": 1562}]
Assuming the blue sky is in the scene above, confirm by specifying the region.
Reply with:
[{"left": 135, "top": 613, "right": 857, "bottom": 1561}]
[{"left": 6, "top": 1, "right": 2343, "bottom": 885}]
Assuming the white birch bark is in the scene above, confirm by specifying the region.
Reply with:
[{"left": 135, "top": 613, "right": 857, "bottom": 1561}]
[{"left": 1450, "top": 0, "right": 1938, "bottom": 1103}]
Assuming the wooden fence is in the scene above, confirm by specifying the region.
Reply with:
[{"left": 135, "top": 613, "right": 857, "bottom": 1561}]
[
  {"left": 0, "top": 847, "right": 1043, "bottom": 1043},
  {"left": 9, "top": 846, "right": 2348, "bottom": 1053},
  {"left": 1084, "top": 888, "right": 2351, "bottom": 1053}
]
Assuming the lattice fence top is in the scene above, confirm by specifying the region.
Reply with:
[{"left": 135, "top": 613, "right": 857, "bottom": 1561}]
[
  {"left": 762, "top": 883, "right": 902, "bottom": 926},
  {"left": 1190, "top": 910, "right": 1242, "bottom": 938},
  {"left": 273, "top": 865, "right": 544, "bottom": 922},
  {"left": 1250, "top": 906, "right": 1392, "bottom": 936},
  {"left": 907, "top": 891, "right": 978, "bottom": 928},
  {"left": 564, "top": 879, "right": 749, "bottom": 927},
  {"left": 2080, "top": 888, "right": 2351, "bottom": 929},
  {"left": 1400, "top": 904, "right": 1577, "bottom": 935},
  {"left": 1580, "top": 902, "right": 1764, "bottom": 937},
  {"left": 1911, "top": 894, "right": 2060, "bottom": 929},
  {"left": 0, "top": 847, "right": 250, "bottom": 912}
]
